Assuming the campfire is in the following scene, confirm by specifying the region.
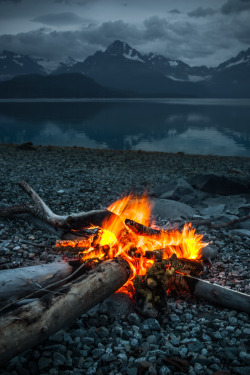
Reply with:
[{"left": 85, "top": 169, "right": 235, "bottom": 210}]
[
  {"left": 0, "top": 181, "right": 249, "bottom": 364},
  {"left": 55, "top": 193, "right": 207, "bottom": 313}
]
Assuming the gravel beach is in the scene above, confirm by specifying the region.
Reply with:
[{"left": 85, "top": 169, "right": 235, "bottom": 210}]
[{"left": 0, "top": 143, "right": 250, "bottom": 375}]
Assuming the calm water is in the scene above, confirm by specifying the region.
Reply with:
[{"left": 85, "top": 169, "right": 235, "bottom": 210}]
[{"left": 0, "top": 98, "right": 250, "bottom": 157}]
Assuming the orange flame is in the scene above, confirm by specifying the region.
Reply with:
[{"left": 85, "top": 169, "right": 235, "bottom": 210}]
[{"left": 56, "top": 194, "right": 207, "bottom": 295}]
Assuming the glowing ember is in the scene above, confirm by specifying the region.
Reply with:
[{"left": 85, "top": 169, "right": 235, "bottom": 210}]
[{"left": 56, "top": 194, "right": 207, "bottom": 294}]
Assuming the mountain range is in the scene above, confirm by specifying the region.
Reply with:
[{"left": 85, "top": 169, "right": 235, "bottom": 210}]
[{"left": 0, "top": 40, "right": 250, "bottom": 98}]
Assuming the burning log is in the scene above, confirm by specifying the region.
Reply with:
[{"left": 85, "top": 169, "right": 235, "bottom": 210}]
[
  {"left": 125, "top": 218, "right": 161, "bottom": 237},
  {"left": 0, "top": 258, "right": 130, "bottom": 365},
  {"left": 144, "top": 252, "right": 206, "bottom": 276}
]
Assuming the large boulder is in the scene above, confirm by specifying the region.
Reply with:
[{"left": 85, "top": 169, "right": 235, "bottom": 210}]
[
  {"left": 151, "top": 198, "right": 195, "bottom": 220},
  {"left": 150, "top": 178, "right": 206, "bottom": 205},
  {"left": 188, "top": 174, "right": 250, "bottom": 195}
]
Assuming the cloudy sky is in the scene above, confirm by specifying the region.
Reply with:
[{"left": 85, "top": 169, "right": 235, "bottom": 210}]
[{"left": 0, "top": 0, "right": 250, "bottom": 66}]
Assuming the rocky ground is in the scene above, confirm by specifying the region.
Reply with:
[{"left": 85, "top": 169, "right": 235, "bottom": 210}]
[{"left": 0, "top": 143, "right": 250, "bottom": 375}]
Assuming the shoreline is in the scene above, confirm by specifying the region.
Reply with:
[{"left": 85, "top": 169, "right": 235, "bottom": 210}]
[{"left": 1, "top": 142, "right": 250, "bottom": 161}]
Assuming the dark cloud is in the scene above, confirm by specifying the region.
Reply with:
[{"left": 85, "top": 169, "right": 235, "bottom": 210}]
[
  {"left": 144, "top": 16, "right": 168, "bottom": 40},
  {"left": 0, "top": 0, "right": 21, "bottom": 2},
  {"left": 0, "top": 4, "right": 249, "bottom": 67},
  {"left": 169, "top": 9, "right": 181, "bottom": 14},
  {"left": 221, "top": 0, "right": 250, "bottom": 14},
  {"left": 54, "top": 0, "right": 97, "bottom": 4},
  {"left": 188, "top": 7, "right": 217, "bottom": 17},
  {"left": 32, "top": 12, "right": 84, "bottom": 26}
]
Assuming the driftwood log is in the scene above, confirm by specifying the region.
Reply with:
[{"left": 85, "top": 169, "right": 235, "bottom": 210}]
[
  {"left": 0, "top": 258, "right": 130, "bottom": 365},
  {"left": 169, "top": 273, "right": 250, "bottom": 314},
  {"left": 0, "top": 257, "right": 249, "bottom": 364},
  {"left": 0, "top": 262, "right": 73, "bottom": 306}
]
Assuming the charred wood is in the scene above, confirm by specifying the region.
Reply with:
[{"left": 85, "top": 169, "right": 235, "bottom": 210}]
[{"left": 125, "top": 219, "right": 161, "bottom": 237}]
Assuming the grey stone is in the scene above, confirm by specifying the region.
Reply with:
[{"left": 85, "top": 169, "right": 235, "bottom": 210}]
[
  {"left": 233, "top": 367, "right": 250, "bottom": 375},
  {"left": 213, "top": 331, "right": 222, "bottom": 339},
  {"left": 117, "top": 353, "right": 128, "bottom": 361},
  {"left": 187, "top": 340, "right": 204, "bottom": 352},
  {"left": 141, "top": 318, "right": 161, "bottom": 331},
  {"left": 130, "top": 338, "right": 139, "bottom": 348},
  {"left": 147, "top": 335, "right": 157, "bottom": 344},
  {"left": 128, "top": 313, "right": 141, "bottom": 326},
  {"left": 53, "top": 352, "right": 66, "bottom": 366},
  {"left": 86, "top": 364, "right": 97, "bottom": 375},
  {"left": 148, "top": 365, "right": 157, "bottom": 375},
  {"left": 71, "top": 329, "right": 85, "bottom": 337},
  {"left": 151, "top": 198, "right": 195, "bottom": 220},
  {"left": 49, "top": 331, "right": 64, "bottom": 342},
  {"left": 170, "top": 313, "right": 180, "bottom": 322},
  {"left": 38, "top": 357, "right": 52, "bottom": 371},
  {"left": 189, "top": 174, "right": 250, "bottom": 195},
  {"left": 159, "top": 365, "right": 171, "bottom": 375},
  {"left": 101, "top": 353, "right": 116, "bottom": 362},
  {"left": 126, "top": 367, "right": 137, "bottom": 375},
  {"left": 101, "top": 292, "right": 135, "bottom": 318},
  {"left": 92, "top": 348, "right": 105, "bottom": 358},
  {"left": 230, "top": 229, "right": 250, "bottom": 238},
  {"left": 239, "top": 352, "right": 250, "bottom": 365},
  {"left": 81, "top": 337, "right": 95, "bottom": 345}
]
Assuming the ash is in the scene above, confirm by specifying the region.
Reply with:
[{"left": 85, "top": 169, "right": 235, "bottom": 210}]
[{"left": 0, "top": 144, "right": 249, "bottom": 375}]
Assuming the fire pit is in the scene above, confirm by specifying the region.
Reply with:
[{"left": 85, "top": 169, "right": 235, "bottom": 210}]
[{"left": 55, "top": 193, "right": 207, "bottom": 316}]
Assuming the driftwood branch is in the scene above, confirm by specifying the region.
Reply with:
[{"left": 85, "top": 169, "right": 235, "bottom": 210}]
[
  {"left": 0, "top": 181, "right": 125, "bottom": 240},
  {"left": 0, "top": 258, "right": 130, "bottom": 365}
]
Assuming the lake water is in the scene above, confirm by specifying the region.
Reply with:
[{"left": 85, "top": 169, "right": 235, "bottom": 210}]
[{"left": 0, "top": 98, "right": 250, "bottom": 157}]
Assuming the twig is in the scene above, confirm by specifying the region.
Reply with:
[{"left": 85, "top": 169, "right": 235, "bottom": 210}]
[{"left": 21, "top": 240, "right": 50, "bottom": 248}]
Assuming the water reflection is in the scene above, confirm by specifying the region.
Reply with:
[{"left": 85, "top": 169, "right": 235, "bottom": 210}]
[{"left": 0, "top": 99, "right": 250, "bottom": 156}]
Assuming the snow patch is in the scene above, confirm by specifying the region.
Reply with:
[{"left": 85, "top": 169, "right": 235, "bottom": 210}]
[
  {"left": 188, "top": 75, "right": 212, "bottom": 82},
  {"left": 123, "top": 50, "right": 145, "bottom": 63},
  {"left": 223, "top": 57, "right": 249, "bottom": 69},
  {"left": 167, "top": 75, "right": 187, "bottom": 82},
  {"left": 36, "top": 58, "right": 59, "bottom": 73},
  {"left": 169, "top": 60, "right": 179, "bottom": 67},
  {"left": 13, "top": 59, "right": 23, "bottom": 67}
]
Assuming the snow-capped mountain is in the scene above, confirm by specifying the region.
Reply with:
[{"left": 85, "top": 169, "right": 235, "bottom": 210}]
[
  {"left": 52, "top": 56, "right": 80, "bottom": 75},
  {"left": 0, "top": 41, "right": 249, "bottom": 97},
  {"left": 217, "top": 47, "right": 250, "bottom": 71},
  {"left": 0, "top": 50, "right": 46, "bottom": 81},
  {"left": 51, "top": 40, "right": 214, "bottom": 83}
]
